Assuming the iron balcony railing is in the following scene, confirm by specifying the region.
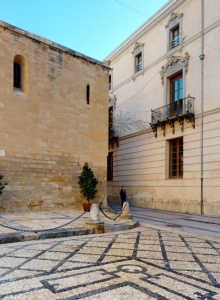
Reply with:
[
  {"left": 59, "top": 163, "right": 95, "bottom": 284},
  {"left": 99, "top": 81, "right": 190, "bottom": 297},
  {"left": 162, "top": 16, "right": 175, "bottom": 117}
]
[
  {"left": 136, "top": 61, "right": 142, "bottom": 72},
  {"left": 151, "top": 95, "right": 194, "bottom": 125},
  {"left": 171, "top": 35, "right": 180, "bottom": 48}
]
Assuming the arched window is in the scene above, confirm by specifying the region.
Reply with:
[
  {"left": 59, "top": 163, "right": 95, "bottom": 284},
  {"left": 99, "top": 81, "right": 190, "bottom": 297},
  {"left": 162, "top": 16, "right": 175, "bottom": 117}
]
[{"left": 14, "top": 62, "right": 21, "bottom": 89}]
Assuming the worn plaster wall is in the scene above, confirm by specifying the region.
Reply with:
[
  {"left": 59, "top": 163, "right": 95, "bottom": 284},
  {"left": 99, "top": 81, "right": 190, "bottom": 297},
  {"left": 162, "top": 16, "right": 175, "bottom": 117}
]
[{"left": 0, "top": 23, "right": 109, "bottom": 211}]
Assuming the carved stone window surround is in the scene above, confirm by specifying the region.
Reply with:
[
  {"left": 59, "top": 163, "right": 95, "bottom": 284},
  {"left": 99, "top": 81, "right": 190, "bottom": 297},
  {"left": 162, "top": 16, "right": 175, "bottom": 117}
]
[
  {"left": 132, "top": 42, "right": 144, "bottom": 77},
  {"left": 160, "top": 52, "right": 190, "bottom": 107},
  {"left": 160, "top": 52, "right": 190, "bottom": 86},
  {"left": 166, "top": 12, "right": 183, "bottom": 52}
]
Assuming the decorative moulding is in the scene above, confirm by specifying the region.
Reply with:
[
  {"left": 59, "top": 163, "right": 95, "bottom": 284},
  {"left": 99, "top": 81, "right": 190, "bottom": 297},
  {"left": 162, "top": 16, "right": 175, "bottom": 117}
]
[
  {"left": 165, "top": 12, "right": 183, "bottom": 28},
  {"left": 131, "top": 42, "right": 144, "bottom": 54},
  {"left": 160, "top": 52, "right": 190, "bottom": 85},
  {"left": 132, "top": 69, "right": 145, "bottom": 81}
]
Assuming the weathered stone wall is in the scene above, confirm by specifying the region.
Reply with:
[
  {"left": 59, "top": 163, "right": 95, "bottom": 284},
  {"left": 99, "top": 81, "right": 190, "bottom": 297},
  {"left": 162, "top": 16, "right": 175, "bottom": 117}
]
[{"left": 0, "top": 22, "right": 109, "bottom": 211}]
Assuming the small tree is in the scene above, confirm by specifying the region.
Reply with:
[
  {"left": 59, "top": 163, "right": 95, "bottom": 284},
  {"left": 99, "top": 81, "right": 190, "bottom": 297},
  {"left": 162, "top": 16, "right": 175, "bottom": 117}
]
[
  {"left": 0, "top": 174, "right": 7, "bottom": 195},
  {"left": 78, "top": 163, "right": 98, "bottom": 204}
]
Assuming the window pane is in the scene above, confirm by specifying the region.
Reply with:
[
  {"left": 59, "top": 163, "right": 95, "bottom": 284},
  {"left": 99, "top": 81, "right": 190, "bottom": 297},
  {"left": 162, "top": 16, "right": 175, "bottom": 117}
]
[
  {"left": 179, "top": 155, "right": 183, "bottom": 176},
  {"left": 179, "top": 78, "right": 183, "bottom": 99},
  {"left": 171, "top": 74, "right": 183, "bottom": 103},
  {"left": 171, "top": 25, "right": 180, "bottom": 48},
  {"left": 172, "top": 81, "right": 179, "bottom": 101},
  {"left": 173, "top": 28, "right": 179, "bottom": 37},
  {"left": 179, "top": 139, "right": 183, "bottom": 176},
  {"left": 169, "top": 138, "right": 183, "bottom": 178},
  {"left": 135, "top": 53, "right": 142, "bottom": 72}
]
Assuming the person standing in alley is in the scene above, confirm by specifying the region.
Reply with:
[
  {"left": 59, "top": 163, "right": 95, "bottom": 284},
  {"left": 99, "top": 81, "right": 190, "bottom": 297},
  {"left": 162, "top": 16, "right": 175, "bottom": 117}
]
[{"left": 120, "top": 186, "right": 127, "bottom": 207}]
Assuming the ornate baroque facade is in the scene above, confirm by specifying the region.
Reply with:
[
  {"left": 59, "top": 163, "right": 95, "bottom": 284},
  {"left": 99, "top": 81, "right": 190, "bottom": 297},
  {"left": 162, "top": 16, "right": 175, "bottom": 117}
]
[{"left": 106, "top": 0, "right": 220, "bottom": 216}]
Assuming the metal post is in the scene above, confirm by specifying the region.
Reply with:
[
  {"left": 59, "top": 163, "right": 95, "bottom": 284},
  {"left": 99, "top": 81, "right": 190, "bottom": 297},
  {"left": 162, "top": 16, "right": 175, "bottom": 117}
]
[{"left": 199, "top": 0, "right": 205, "bottom": 215}]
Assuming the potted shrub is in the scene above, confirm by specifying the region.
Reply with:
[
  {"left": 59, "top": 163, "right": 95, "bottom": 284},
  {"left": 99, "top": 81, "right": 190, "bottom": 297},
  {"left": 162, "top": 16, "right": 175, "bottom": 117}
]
[
  {"left": 0, "top": 174, "right": 7, "bottom": 195},
  {"left": 78, "top": 162, "right": 98, "bottom": 212}
]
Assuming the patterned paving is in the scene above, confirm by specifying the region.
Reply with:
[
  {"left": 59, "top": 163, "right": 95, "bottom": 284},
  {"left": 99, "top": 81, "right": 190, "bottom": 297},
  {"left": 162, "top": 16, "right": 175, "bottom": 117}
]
[{"left": 0, "top": 225, "right": 220, "bottom": 299}]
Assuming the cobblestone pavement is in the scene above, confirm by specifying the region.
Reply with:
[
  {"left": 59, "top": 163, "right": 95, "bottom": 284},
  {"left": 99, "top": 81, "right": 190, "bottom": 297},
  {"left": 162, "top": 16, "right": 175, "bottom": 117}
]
[
  {"left": 0, "top": 210, "right": 130, "bottom": 234},
  {"left": 129, "top": 207, "right": 220, "bottom": 238},
  {"left": 0, "top": 224, "right": 220, "bottom": 299}
]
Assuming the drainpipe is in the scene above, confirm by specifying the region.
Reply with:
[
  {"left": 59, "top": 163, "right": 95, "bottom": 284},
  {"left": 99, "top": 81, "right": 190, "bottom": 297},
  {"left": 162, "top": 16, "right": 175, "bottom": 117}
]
[{"left": 199, "top": 0, "right": 205, "bottom": 215}]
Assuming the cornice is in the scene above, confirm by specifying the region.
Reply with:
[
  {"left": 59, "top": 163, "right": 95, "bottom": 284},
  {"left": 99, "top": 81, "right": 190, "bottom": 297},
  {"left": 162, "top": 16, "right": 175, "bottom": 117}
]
[
  {"left": 118, "top": 128, "right": 151, "bottom": 140},
  {"left": 110, "top": 18, "right": 220, "bottom": 93},
  {"left": 104, "top": 0, "right": 186, "bottom": 62}
]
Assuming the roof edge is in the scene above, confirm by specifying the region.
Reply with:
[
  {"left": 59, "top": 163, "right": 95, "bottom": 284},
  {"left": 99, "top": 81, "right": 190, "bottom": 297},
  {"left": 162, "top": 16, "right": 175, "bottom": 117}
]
[
  {"left": 0, "top": 20, "right": 109, "bottom": 69},
  {"left": 104, "top": 0, "right": 185, "bottom": 62}
]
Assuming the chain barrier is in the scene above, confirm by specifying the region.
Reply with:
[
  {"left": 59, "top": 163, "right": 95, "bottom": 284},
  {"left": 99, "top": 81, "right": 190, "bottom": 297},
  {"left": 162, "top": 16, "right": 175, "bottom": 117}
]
[
  {"left": 99, "top": 202, "right": 127, "bottom": 221},
  {"left": 34, "top": 210, "right": 88, "bottom": 232},
  {"left": 0, "top": 209, "right": 89, "bottom": 233},
  {"left": 0, "top": 203, "right": 132, "bottom": 234},
  {"left": 107, "top": 199, "right": 121, "bottom": 213}
]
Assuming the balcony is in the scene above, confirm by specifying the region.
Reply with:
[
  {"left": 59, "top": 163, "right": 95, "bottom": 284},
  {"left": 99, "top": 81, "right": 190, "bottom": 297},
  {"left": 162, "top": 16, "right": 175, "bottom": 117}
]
[{"left": 150, "top": 95, "right": 195, "bottom": 137}]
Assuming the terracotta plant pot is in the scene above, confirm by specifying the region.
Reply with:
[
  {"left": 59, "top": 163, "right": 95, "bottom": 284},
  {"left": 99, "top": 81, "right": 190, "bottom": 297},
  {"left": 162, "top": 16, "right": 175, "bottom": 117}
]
[{"left": 83, "top": 203, "right": 91, "bottom": 212}]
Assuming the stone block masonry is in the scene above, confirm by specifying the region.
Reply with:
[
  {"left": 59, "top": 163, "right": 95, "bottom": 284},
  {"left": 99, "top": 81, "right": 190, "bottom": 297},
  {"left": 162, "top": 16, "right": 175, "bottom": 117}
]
[{"left": 0, "top": 21, "right": 109, "bottom": 211}]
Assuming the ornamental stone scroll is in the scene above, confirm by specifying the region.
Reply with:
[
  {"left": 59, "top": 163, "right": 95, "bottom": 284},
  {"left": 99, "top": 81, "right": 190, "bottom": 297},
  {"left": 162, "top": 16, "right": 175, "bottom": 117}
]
[{"left": 160, "top": 52, "right": 190, "bottom": 85}]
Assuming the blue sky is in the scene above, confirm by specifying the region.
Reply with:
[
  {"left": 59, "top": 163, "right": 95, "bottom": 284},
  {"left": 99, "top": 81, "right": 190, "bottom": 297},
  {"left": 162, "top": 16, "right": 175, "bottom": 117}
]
[{"left": 0, "top": 0, "right": 168, "bottom": 61}]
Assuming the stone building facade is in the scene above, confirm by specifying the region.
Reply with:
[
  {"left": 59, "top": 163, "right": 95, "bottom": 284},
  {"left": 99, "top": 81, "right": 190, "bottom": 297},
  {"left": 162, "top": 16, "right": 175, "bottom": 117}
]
[
  {"left": 105, "top": 0, "right": 220, "bottom": 216},
  {"left": 0, "top": 21, "right": 109, "bottom": 211}
]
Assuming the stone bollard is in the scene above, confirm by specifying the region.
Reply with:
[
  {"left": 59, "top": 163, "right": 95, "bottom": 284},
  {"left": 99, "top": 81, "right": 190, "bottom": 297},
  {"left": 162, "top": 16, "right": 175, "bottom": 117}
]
[
  {"left": 119, "top": 201, "right": 132, "bottom": 220},
  {"left": 101, "top": 195, "right": 110, "bottom": 212},
  {"left": 85, "top": 203, "right": 104, "bottom": 233},
  {"left": 90, "top": 203, "right": 100, "bottom": 221}
]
